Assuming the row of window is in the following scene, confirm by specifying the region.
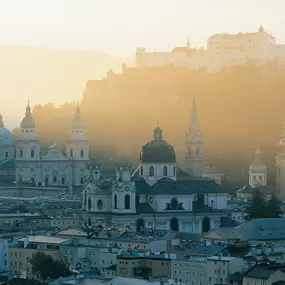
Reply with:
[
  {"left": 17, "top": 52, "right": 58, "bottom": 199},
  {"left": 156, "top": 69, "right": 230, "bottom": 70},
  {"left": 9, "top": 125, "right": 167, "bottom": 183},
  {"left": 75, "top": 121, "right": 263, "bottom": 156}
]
[
  {"left": 19, "top": 149, "right": 85, "bottom": 158},
  {"left": 141, "top": 166, "right": 176, "bottom": 177}
]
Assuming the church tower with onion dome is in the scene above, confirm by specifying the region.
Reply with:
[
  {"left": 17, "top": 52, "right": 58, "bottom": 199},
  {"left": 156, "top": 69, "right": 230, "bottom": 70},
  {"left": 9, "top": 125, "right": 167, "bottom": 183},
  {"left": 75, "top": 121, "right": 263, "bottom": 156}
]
[
  {"left": 276, "top": 122, "right": 285, "bottom": 199},
  {"left": 16, "top": 101, "right": 41, "bottom": 184},
  {"left": 249, "top": 146, "right": 267, "bottom": 187},
  {"left": 66, "top": 103, "right": 89, "bottom": 186},
  {"left": 185, "top": 97, "right": 204, "bottom": 177}
]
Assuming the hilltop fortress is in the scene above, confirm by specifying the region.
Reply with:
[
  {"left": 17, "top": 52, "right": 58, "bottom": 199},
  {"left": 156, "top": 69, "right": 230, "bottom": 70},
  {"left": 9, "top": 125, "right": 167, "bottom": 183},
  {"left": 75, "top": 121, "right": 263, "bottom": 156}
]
[{"left": 136, "top": 25, "right": 285, "bottom": 72}]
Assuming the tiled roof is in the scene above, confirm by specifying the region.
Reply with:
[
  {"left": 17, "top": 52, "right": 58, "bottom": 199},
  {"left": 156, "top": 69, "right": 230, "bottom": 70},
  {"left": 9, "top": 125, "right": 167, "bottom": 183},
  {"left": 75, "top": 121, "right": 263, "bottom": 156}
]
[
  {"left": 136, "top": 203, "right": 155, "bottom": 214},
  {"left": 136, "top": 177, "right": 227, "bottom": 195},
  {"left": 244, "top": 264, "right": 285, "bottom": 279}
]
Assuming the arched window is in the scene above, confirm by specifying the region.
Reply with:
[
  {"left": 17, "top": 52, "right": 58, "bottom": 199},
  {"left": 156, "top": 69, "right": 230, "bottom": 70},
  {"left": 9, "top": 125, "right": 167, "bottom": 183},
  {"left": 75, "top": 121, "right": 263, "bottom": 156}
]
[
  {"left": 97, "top": 200, "right": 103, "bottom": 210},
  {"left": 31, "top": 149, "right": 35, "bottom": 158},
  {"left": 5, "top": 151, "right": 8, "bottom": 159},
  {"left": 163, "top": 166, "right": 168, "bottom": 177},
  {"left": 196, "top": 146, "right": 200, "bottom": 156},
  {"left": 53, "top": 176, "right": 57, "bottom": 184},
  {"left": 70, "top": 149, "right": 73, "bottom": 157},
  {"left": 125, "top": 194, "right": 130, "bottom": 210},
  {"left": 45, "top": 177, "right": 49, "bottom": 185},
  {"left": 61, "top": 177, "right": 65, "bottom": 185},
  {"left": 173, "top": 166, "right": 176, "bottom": 176},
  {"left": 80, "top": 150, "right": 84, "bottom": 158},
  {"left": 20, "top": 150, "right": 23, "bottom": 158},
  {"left": 149, "top": 166, "right": 154, "bottom": 177},
  {"left": 88, "top": 198, "right": 92, "bottom": 211},
  {"left": 141, "top": 166, "right": 143, "bottom": 176},
  {"left": 114, "top": 194, "right": 117, "bottom": 209},
  {"left": 170, "top": 198, "right": 179, "bottom": 210}
]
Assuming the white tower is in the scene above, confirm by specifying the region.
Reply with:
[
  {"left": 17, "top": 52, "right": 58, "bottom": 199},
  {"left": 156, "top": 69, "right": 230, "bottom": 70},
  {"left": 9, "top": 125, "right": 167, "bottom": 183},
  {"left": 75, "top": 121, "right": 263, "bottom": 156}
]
[
  {"left": 276, "top": 122, "right": 285, "bottom": 199},
  {"left": 185, "top": 97, "right": 204, "bottom": 177},
  {"left": 16, "top": 101, "right": 41, "bottom": 184},
  {"left": 66, "top": 103, "right": 89, "bottom": 186},
  {"left": 112, "top": 164, "right": 136, "bottom": 214},
  {"left": 249, "top": 146, "right": 267, "bottom": 187}
]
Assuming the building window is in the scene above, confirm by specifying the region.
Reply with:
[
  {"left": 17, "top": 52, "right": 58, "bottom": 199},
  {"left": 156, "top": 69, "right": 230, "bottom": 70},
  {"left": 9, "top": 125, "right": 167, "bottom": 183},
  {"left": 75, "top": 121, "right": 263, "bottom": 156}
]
[
  {"left": 149, "top": 166, "right": 154, "bottom": 177},
  {"left": 97, "top": 200, "right": 103, "bottom": 210},
  {"left": 141, "top": 166, "right": 143, "bottom": 176},
  {"left": 196, "top": 146, "right": 200, "bottom": 156},
  {"left": 45, "top": 177, "right": 48, "bottom": 185},
  {"left": 173, "top": 166, "right": 176, "bottom": 176},
  {"left": 88, "top": 198, "right": 92, "bottom": 211},
  {"left": 70, "top": 149, "right": 73, "bottom": 157},
  {"left": 125, "top": 194, "right": 130, "bottom": 210},
  {"left": 163, "top": 166, "right": 168, "bottom": 176},
  {"left": 170, "top": 198, "right": 179, "bottom": 210},
  {"left": 53, "top": 176, "right": 57, "bottom": 184},
  {"left": 31, "top": 149, "right": 35, "bottom": 158},
  {"left": 114, "top": 194, "right": 117, "bottom": 209},
  {"left": 80, "top": 177, "right": 84, "bottom": 184},
  {"left": 20, "top": 150, "right": 23, "bottom": 158},
  {"left": 80, "top": 150, "right": 84, "bottom": 158},
  {"left": 5, "top": 151, "right": 8, "bottom": 159},
  {"left": 61, "top": 177, "right": 65, "bottom": 185}
]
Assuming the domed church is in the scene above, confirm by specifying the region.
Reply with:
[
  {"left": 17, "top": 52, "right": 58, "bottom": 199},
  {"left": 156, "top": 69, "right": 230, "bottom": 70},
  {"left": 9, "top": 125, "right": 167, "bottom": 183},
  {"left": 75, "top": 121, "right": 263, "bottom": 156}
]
[
  {"left": 0, "top": 114, "right": 15, "bottom": 184},
  {"left": 83, "top": 99, "right": 230, "bottom": 234}
]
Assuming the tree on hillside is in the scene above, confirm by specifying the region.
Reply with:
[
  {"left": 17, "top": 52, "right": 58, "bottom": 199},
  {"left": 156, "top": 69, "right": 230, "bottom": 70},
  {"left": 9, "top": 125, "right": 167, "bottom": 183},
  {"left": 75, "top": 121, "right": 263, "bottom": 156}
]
[
  {"left": 245, "top": 188, "right": 267, "bottom": 221},
  {"left": 265, "top": 193, "right": 283, "bottom": 218},
  {"left": 31, "top": 252, "right": 70, "bottom": 280}
]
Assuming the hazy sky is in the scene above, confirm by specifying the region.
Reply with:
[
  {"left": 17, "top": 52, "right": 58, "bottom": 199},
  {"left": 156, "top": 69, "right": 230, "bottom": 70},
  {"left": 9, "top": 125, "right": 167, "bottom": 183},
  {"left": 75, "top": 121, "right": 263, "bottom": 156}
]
[
  {"left": 0, "top": 0, "right": 283, "bottom": 130},
  {"left": 0, "top": 0, "right": 282, "bottom": 57}
]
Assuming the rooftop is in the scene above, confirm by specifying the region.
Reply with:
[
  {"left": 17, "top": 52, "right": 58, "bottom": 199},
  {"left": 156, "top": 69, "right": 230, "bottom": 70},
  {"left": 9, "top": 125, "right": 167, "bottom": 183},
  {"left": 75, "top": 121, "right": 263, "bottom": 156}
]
[{"left": 18, "top": 235, "right": 67, "bottom": 245}]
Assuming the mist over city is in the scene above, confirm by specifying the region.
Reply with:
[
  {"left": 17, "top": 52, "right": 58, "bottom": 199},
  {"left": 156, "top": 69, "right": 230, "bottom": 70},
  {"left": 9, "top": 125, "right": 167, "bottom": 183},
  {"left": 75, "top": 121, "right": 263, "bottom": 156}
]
[{"left": 0, "top": 1, "right": 285, "bottom": 284}]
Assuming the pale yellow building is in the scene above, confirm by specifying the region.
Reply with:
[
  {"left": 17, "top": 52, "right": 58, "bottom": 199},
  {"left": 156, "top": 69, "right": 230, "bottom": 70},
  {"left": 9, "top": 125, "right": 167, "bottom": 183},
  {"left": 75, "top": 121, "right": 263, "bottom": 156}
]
[{"left": 8, "top": 235, "right": 67, "bottom": 279}]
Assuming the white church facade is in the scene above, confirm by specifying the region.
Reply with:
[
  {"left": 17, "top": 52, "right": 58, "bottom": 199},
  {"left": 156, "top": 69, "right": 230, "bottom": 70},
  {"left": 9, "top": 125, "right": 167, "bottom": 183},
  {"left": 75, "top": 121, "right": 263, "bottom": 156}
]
[
  {"left": 15, "top": 102, "right": 89, "bottom": 188},
  {"left": 83, "top": 100, "right": 230, "bottom": 234}
]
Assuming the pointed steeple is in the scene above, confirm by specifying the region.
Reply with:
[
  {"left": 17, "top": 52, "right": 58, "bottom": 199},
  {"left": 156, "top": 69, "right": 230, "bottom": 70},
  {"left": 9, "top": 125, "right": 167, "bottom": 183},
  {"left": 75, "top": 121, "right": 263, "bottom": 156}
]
[
  {"left": 190, "top": 96, "right": 200, "bottom": 132},
  {"left": 186, "top": 37, "right": 190, "bottom": 49},
  {"left": 25, "top": 100, "right": 32, "bottom": 117},
  {"left": 0, "top": 114, "right": 4, "bottom": 128},
  {"left": 75, "top": 102, "right": 81, "bottom": 120}
]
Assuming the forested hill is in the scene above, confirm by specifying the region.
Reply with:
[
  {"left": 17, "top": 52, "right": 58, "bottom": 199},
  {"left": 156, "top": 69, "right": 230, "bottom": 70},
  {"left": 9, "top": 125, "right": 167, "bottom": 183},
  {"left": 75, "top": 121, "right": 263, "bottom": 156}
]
[{"left": 28, "top": 62, "right": 285, "bottom": 182}]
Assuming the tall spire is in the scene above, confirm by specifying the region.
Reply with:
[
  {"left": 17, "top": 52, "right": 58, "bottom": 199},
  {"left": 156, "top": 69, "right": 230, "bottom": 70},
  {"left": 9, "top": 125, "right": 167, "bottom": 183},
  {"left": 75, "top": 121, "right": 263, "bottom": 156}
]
[
  {"left": 0, "top": 114, "right": 4, "bottom": 128},
  {"left": 75, "top": 102, "right": 81, "bottom": 120},
  {"left": 186, "top": 37, "right": 190, "bottom": 49},
  {"left": 190, "top": 96, "right": 200, "bottom": 132},
  {"left": 25, "top": 100, "right": 32, "bottom": 117}
]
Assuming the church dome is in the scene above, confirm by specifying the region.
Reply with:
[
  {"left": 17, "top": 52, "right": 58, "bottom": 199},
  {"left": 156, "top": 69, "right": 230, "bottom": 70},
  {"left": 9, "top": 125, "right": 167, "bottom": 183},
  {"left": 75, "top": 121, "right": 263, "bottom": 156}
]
[
  {"left": 140, "top": 126, "right": 176, "bottom": 163},
  {"left": 249, "top": 147, "right": 267, "bottom": 173},
  {"left": 0, "top": 115, "right": 14, "bottom": 145},
  {"left": 20, "top": 103, "right": 35, "bottom": 129}
]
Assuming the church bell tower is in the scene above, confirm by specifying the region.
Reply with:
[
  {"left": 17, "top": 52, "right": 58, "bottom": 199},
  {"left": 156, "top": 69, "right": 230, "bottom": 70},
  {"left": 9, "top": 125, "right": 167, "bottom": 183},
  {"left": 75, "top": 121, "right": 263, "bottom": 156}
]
[{"left": 185, "top": 97, "right": 204, "bottom": 177}]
